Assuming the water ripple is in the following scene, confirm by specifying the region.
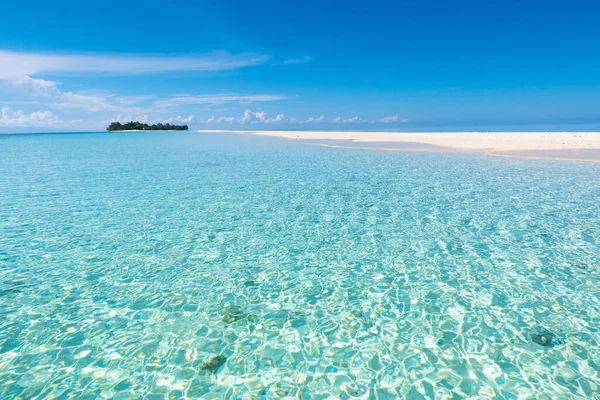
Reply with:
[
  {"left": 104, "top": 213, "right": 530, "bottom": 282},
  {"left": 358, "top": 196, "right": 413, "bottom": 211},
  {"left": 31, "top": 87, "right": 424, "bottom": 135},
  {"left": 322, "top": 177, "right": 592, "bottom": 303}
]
[{"left": 1, "top": 132, "right": 599, "bottom": 398}]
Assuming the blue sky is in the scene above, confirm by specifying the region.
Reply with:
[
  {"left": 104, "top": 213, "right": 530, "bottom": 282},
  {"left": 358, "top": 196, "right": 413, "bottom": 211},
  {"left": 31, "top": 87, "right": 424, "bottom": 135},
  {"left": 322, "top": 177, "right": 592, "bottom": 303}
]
[{"left": 0, "top": 0, "right": 599, "bottom": 132}]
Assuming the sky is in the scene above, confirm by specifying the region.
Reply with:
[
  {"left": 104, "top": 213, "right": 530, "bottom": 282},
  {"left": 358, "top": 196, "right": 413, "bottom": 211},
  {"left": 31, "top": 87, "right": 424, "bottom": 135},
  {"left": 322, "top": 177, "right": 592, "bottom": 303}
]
[{"left": 0, "top": 0, "right": 599, "bottom": 132}]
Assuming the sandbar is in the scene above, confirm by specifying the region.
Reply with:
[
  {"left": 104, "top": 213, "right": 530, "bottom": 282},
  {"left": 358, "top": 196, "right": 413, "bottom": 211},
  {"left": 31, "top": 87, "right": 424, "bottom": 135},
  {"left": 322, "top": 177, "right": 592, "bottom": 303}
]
[{"left": 198, "top": 130, "right": 600, "bottom": 162}]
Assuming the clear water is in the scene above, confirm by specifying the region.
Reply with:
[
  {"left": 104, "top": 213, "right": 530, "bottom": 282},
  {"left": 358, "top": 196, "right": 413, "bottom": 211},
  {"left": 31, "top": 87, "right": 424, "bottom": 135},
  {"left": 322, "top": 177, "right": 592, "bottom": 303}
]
[{"left": 1, "top": 131, "right": 600, "bottom": 399}]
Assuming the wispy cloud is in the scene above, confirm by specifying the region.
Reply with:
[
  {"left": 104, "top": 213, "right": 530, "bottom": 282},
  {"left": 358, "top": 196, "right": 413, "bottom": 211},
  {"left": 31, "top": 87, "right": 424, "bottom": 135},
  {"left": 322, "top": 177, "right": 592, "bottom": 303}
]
[
  {"left": 9, "top": 76, "right": 283, "bottom": 116},
  {"left": 155, "top": 94, "right": 287, "bottom": 107},
  {"left": 57, "top": 92, "right": 122, "bottom": 112},
  {"left": 6, "top": 75, "right": 148, "bottom": 113},
  {"left": 280, "top": 56, "right": 311, "bottom": 66},
  {"left": 115, "top": 95, "right": 155, "bottom": 106},
  {"left": 376, "top": 115, "right": 408, "bottom": 123},
  {"left": 0, "top": 50, "right": 271, "bottom": 80}
]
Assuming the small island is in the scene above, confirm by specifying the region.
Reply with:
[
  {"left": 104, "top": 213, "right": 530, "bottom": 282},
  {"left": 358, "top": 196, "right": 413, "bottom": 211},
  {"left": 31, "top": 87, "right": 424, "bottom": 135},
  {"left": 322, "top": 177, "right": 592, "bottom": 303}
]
[{"left": 106, "top": 121, "right": 189, "bottom": 131}]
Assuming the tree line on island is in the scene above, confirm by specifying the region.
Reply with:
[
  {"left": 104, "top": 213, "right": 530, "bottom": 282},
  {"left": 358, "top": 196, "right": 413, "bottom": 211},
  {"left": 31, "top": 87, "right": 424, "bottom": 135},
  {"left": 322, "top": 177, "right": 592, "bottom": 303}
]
[{"left": 106, "top": 121, "right": 189, "bottom": 131}]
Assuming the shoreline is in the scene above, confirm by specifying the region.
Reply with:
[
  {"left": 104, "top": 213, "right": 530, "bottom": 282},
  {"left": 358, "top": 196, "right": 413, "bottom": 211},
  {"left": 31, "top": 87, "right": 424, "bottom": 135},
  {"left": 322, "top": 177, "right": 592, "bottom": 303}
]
[{"left": 198, "top": 130, "right": 600, "bottom": 162}]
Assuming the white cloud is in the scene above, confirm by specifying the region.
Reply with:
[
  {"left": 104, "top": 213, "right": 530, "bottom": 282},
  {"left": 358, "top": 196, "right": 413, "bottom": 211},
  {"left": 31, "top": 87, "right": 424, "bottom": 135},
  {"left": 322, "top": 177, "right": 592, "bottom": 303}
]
[
  {"left": 253, "top": 111, "right": 284, "bottom": 123},
  {"left": 241, "top": 109, "right": 254, "bottom": 123},
  {"left": 9, "top": 76, "right": 153, "bottom": 113},
  {"left": 104, "top": 109, "right": 408, "bottom": 127},
  {"left": 115, "top": 95, "right": 154, "bottom": 106},
  {"left": 0, "top": 107, "right": 64, "bottom": 126},
  {"left": 333, "top": 116, "right": 365, "bottom": 123},
  {"left": 377, "top": 115, "right": 399, "bottom": 123},
  {"left": 280, "top": 56, "right": 311, "bottom": 65},
  {"left": 377, "top": 115, "right": 408, "bottom": 123},
  {"left": 110, "top": 114, "right": 193, "bottom": 124},
  {"left": 13, "top": 76, "right": 61, "bottom": 97},
  {"left": 206, "top": 110, "right": 286, "bottom": 124},
  {"left": 5, "top": 75, "right": 140, "bottom": 113},
  {"left": 58, "top": 92, "right": 122, "bottom": 112},
  {"left": 110, "top": 114, "right": 149, "bottom": 124},
  {"left": 162, "top": 115, "right": 195, "bottom": 123},
  {"left": 0, "top": 50, "right": 271, "bottom": 80},
  {"left": 306, "top": 115, "right": 326, "bottom": 123},
  {"left": 7, "top": 73, "right": 287, "bottom": 119},
  {"left": 202, "top": 112, "right": 405, "bottom": 125},
  {"left": 272, "top": 114, "right": 285, "bottom": 122},
  {"left": 206, "top": 116, "right": 236, "bottom": 124},
  {"left": 254, "top": 111, "right": 267, "bottom": 121},
  {"left": 243, "top": 110, "right": 286, "bottom": 124},
  {"left": 155, "top": 94, "right": 287, "bottom": 107}
]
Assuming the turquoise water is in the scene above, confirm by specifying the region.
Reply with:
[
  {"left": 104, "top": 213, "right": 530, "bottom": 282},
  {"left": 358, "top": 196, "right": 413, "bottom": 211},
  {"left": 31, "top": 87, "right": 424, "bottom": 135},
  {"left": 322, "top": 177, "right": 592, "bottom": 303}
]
[{"left": 1, "top": 131, "right": 600, "bottom": 399}]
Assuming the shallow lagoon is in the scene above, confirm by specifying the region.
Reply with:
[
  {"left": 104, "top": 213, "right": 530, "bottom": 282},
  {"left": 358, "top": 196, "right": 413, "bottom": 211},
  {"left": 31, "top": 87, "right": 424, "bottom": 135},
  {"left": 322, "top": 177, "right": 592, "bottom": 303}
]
[{"left": 1, "top": 131, "right": 600, "bottom": 399}]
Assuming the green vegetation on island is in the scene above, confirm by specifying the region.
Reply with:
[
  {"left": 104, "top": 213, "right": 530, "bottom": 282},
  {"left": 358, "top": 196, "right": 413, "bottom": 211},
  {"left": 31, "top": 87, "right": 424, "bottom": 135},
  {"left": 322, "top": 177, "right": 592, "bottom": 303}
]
[{"left": 106, "top": 121, "right": 189, "bottom": 131}]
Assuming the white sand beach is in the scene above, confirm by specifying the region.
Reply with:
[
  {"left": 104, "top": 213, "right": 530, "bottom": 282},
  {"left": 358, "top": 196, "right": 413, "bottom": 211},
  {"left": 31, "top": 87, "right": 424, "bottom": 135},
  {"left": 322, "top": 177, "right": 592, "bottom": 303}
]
[{"left": 200, "top": 130, "right": 600, "bottom": 162}]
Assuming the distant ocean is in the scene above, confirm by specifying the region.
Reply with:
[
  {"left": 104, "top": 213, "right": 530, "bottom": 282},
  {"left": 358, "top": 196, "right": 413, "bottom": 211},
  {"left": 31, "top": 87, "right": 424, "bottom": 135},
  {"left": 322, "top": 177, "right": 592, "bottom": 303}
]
[{"left": 1, "top": 131, "right": 599, "bottom": 398}]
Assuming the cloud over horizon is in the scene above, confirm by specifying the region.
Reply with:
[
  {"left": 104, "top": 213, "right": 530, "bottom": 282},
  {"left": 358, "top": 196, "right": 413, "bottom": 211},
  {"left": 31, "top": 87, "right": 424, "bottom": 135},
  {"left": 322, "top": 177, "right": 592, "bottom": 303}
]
[
  {"left": 376, "top": 115, "right": 408, "bottom": 123},
  {"left": 0, "top": 49, "right": 412, "bottom": 131},
  {"left": 332, "top": 116, "right": 365, "bottom": 124},
  {"left": 0, "top": 107, "right": 73, "bottom": 127},
  {"left": 162, "top": 115, "right": 195, "bottom": 124},
  {"left": 202, "top": 111, "right": 407, "bottom": 126},
  {"left": 0, "top": 53, "right": 408, "bottom": 130}
]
